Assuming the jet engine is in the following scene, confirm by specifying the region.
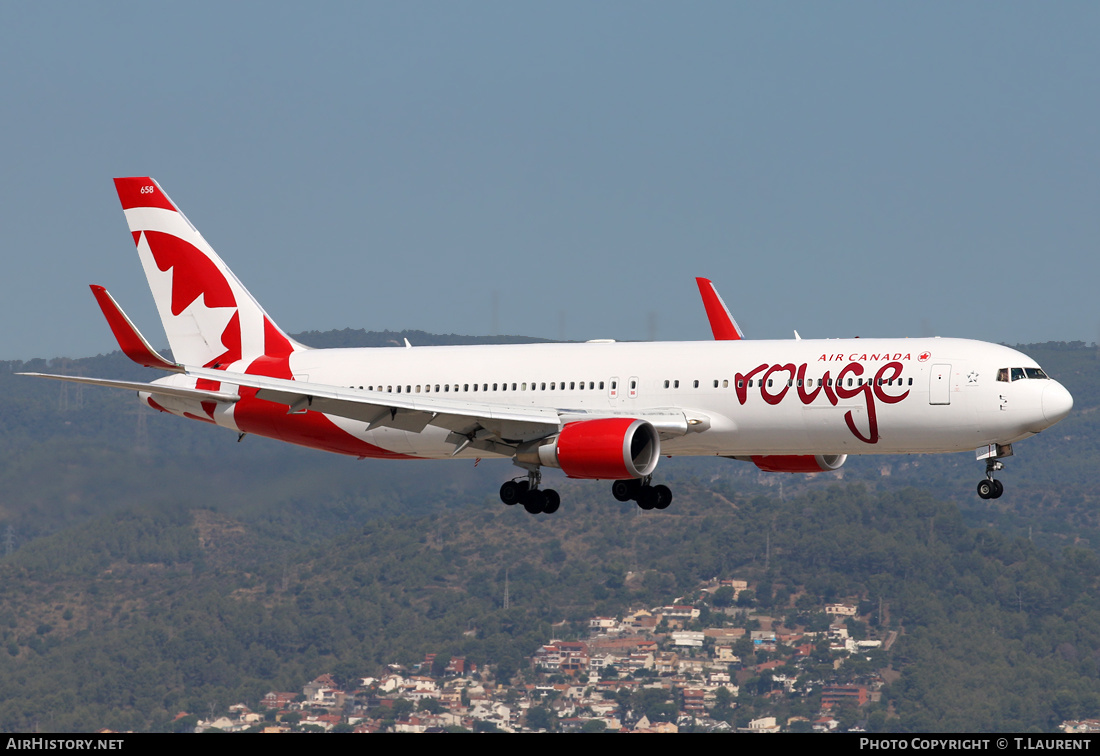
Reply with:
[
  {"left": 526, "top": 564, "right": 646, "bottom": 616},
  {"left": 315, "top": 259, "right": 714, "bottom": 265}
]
[
  {"left": 749, "top": 454, "right": 847, "bottom": 473},
  {"left": 522, "top": 418, "right": 660, "bottom": 479}
]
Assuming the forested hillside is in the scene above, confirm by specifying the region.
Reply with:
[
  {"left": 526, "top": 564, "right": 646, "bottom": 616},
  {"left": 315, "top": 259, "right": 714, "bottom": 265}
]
[{"left": 0, "top": 337, "right": 1095, "bottom": 732}]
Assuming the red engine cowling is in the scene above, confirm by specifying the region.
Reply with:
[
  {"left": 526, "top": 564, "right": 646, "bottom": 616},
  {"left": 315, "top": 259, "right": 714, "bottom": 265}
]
[
  {"left": 750, "top": 454, "right": 847, "bottom": 473},
  {"left": 539, "top": 418, "right": 661, "bottom": 479}
]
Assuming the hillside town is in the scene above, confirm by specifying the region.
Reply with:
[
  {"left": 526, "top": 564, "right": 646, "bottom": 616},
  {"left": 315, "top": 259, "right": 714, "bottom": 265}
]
[{"left": 185, "top": 577, "right": 897, "bottom": 733}]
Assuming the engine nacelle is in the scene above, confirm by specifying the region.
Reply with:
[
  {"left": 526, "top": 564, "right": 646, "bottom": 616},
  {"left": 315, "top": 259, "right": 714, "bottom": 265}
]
[
  {"left": 750, "top": 454, "right": 847, "bottom": 473},
  {"left": 532, "top": 418, "right": 661, "bottom": 479}
]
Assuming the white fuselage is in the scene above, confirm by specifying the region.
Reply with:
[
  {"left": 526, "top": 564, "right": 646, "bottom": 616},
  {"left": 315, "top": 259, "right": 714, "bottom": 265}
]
[{"left": 151, "top": 336, "right": 1070, "bottom": 461}]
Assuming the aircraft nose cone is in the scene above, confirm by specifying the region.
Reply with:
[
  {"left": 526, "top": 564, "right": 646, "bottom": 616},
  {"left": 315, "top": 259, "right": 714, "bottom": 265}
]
[{"left": 1043, "top": 381, "right": 1073, "bottom": 425}]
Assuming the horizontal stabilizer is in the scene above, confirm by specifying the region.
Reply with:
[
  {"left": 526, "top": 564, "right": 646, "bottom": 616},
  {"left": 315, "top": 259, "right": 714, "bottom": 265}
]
[
  {"left": 89, "top": 285, "right": 181, "bottom": 372},
  {"left": 18, "top": 373, "right": 239, "bottom": 403}
]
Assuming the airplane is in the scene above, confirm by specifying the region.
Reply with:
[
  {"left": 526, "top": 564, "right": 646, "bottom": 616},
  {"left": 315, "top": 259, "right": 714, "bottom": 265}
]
[{"left": 22, "top": 178, "right": 1074, "bottom": 515}]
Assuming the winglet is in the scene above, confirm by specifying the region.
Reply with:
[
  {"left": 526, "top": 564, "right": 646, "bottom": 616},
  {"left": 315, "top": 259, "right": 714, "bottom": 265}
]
[
  {"left": 695, "top": 277, "right": 745, "bottom": 340},
  {"left": 90, "top": 285, "right": 182, "bottom": 372}
]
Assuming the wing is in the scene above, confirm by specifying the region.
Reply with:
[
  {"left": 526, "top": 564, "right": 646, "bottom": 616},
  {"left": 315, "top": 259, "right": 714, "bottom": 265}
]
[
  {"left": 186, "top": 367, "right": 709, "bottom": 453},
  {"left": 187, "top": 366, "right": 562, "bottom": 454},
  {"left": 19, "top": 365, "right": 708, "bottom": 459}
]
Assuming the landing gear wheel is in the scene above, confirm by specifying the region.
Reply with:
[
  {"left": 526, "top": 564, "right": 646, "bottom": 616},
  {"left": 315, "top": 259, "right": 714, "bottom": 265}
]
[
  {"left": 991, "top": 479, "right": 1004, "bottom": 499},
  {"left": 542, "top": 489, "right": 560, "bottom": 514},
  {"left": 653, "top": 485, "right": 672, "bottom": 510},
  {"left": 638, "top": 486, "right": 658, "bottom": 510},
  {"left": 612, "top": 479, "right": 640, "bottom": 502},
  {"left": 523, "top": 489, "right": 547, "bottom": 514},
  {"left": 500, "top": 480, "right": 522, "bottom": 506},
  {"left": 977, "top": 480, "right": 995, "bottom": 499}
]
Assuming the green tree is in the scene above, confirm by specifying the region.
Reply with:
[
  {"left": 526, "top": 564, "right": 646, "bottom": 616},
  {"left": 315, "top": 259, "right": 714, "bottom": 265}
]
[{"left": 526, "top": 705, "right": 555, "bottom": 731}]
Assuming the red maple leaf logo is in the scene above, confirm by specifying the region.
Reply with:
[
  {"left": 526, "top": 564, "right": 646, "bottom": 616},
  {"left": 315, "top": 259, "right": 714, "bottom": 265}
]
[{"left": 918, "top": 351, "right": 931, "bottom": 362}]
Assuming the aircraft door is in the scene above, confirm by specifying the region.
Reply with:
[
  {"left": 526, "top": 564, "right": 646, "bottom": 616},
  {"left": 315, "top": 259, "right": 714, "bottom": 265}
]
[{"left": 929, "top": 364, "right": 951, "bottom": 405}]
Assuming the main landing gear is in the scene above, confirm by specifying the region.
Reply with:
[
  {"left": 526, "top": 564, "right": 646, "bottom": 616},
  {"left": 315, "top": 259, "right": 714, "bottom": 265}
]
[
  {"left": 977, "top": 458, "right": 1005, "bottom": 500},
  {"left": 499, "top": 472, "right": 674, "bottom": 514},
  {"left": 500, "top": 470, "right": 560, "bottom": 515},
  {"left": 611, "top": 477, "right": 672, "bottom": 511}
]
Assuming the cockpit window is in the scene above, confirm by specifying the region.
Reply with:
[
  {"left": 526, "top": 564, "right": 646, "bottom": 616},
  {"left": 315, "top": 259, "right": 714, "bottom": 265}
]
[{"left": 1000, "top": 366, "right": 1050, "bottom": 381}]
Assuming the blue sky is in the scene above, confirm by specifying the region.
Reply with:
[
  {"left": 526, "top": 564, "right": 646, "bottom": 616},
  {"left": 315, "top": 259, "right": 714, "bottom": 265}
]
[{"left": 1, "top": 3, "right": 1096, "bottom": 360}]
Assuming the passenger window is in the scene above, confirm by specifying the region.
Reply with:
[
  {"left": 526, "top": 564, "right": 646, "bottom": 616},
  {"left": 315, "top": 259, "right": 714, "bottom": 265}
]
[
  {"left": 664, "top": 380, "right": 670, "bottom": 388},
  {"left": 674, "top": 380, "right": 680, "bottom": 389},
  {"left": 722, "top": 380, "right": 728, "bottom": 388},
  {"left": 693, "top": 380, "right": 699, "bottom": 388},
  {"left": 570, "top": 382, "right": 575, "bottom": 390}
]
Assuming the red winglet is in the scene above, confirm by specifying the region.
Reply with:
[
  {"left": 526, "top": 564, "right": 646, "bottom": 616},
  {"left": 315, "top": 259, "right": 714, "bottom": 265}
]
[
  {"left": 113, "top": 177, "right": 177, "bottom": 212},
  {"left": 696, "top": 277, "right": 744, "bottom": 340},
  {"left": 90, "top": 285, "right": 182, "bottom": 371}
]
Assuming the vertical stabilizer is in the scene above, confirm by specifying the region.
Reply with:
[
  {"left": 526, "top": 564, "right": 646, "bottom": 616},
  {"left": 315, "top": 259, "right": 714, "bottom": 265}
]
[{"left": 114, "top": 177, "right": 304, "bottom": 368}]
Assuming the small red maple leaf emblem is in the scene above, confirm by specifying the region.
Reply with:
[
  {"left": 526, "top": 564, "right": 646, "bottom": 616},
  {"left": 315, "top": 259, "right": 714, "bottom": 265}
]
[{"left": 918, "top": 351, "right": 931, "bottom": 362}]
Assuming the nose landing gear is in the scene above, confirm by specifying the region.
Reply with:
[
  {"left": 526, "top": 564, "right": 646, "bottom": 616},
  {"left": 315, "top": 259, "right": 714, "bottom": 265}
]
[
  {"left": 976, "top": 443, "right": 1012, "bottom": 500},
  {"left": 977, "top": 458, "right": 1005, "bottom": 500}
]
